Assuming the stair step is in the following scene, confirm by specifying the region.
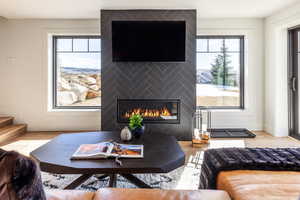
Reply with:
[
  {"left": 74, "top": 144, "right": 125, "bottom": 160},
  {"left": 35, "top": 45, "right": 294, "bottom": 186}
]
[
  {"left": 0, "top": 124, "right": 27, "bottom": 144},
  {"left": 0, "top": 117, "right": 14, "bottom": 128}
]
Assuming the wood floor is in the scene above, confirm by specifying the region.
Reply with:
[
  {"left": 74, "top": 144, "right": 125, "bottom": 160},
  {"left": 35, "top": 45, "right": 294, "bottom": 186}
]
[{"left": 1, "top": 131, "right": 300, "bottom": 158}]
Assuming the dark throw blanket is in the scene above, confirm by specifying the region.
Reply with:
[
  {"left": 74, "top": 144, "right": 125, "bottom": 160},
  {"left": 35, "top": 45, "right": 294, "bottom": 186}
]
[{"left": 199, "top": 148, "right": 300, "bottom": 189}]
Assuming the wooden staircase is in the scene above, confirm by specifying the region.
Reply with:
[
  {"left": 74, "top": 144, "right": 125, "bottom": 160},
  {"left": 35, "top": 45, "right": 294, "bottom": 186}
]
[{"left": 0, "top": 117, "right": 27, "bottom": 144}]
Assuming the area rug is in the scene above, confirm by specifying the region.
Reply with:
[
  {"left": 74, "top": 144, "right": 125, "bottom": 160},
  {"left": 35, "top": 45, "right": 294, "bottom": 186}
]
[{"left": 42, "top": 151, "right": 203, "bottom": 191}]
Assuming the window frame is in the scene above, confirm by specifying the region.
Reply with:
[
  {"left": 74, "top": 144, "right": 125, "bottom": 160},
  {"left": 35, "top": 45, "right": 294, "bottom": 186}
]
[
  {"left": 196, "top": 35, "right": 245, "bottom": 110},
  {"left": 52, "top": 35, "right": 101, "bottom": 110}
]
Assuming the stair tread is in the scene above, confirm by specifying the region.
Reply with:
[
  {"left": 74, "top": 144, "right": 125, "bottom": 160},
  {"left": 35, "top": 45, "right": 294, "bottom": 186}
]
[
  {"left": 0, "top": 124, "right": 26, "bottom": 135},
  {"left": 0, "top": 117, "right": 13, "bottom": 123}
]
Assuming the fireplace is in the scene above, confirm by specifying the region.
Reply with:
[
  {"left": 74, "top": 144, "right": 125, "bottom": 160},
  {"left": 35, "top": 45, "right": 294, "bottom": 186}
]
[{"left": 117, "top": 99, "right": 180, "bottom": 124}]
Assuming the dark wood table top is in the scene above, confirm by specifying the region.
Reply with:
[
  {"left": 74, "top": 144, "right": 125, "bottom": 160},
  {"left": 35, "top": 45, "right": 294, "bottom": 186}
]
[{"left": 30, "top": 131, "right": 185, "bottom": 174}]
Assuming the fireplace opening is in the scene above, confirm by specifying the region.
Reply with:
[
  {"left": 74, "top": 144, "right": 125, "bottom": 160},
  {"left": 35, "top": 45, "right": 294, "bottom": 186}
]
[{"left": 117, "top": 99, "right": 180, "bottom": 123}]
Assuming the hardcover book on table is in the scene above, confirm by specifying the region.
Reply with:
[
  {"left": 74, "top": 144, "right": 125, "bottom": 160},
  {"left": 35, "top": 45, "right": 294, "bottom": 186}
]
[{"left": 71, "top": 142, "right": 144, "bottom": 160}]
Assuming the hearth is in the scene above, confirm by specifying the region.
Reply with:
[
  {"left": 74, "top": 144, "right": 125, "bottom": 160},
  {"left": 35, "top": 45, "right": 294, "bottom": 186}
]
[{"left": 117, "top": 99, "right": 180, "bottom": 124}]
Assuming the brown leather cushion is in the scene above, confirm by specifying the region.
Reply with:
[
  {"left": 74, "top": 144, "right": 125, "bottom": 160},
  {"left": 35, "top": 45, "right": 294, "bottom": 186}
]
[
  {"left": 94, "top": 188, "right": 231, "bottom": 200},
  {"left": 46, "top": 188, "right": 230, "bottom": 200},
  {"left": 217, "top": 170, "right": 300, "bottom": 200},
  {"left": 46, "top": 190, "right": 95, "bottom": 200}
]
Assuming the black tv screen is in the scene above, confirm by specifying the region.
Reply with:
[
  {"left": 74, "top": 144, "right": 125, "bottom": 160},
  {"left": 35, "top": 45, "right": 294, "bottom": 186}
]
[{"left": 112, "top": 21, "right": 186, "bottom": 62}]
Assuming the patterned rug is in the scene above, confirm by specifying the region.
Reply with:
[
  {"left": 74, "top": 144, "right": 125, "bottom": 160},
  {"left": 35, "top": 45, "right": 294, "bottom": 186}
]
[{"left": 42, "top": 151, "right": 203, "bottom": 191}]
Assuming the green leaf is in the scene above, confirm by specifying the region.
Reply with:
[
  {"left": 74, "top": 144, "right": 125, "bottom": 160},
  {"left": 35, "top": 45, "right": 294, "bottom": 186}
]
[{"left": 129, "top": 114, "right": 143, "bottom": 130}]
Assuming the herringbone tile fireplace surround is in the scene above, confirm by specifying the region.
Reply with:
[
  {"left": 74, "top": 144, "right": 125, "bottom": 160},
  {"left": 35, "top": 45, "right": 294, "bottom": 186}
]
[{"left": 101, "top": 10, "right": 196, "bottom": 140}]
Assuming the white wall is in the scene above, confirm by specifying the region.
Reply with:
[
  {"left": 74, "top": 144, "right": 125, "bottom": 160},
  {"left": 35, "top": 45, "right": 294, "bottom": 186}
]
[
  {"left": 0, "top": 17, "right": 8, "bottom": 113},
  {"left": 0, "top": 19, "right": 101, "bottom": 131},
  {"left": 0, "top": 18, "right": 264, "bottom": 131},
  {"left": 265, "top": 2, "right": 300, "bottom": 137}
]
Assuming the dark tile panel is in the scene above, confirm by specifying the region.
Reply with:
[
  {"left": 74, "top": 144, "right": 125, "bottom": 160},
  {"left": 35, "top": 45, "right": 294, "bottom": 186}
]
[{"left": 101, "top": 10, "right": 196, "bottom": 140}]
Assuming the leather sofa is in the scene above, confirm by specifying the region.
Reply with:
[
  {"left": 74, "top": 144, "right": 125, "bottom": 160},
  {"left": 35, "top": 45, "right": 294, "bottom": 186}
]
[
  {"left": 217, "top": 170, "right": 300, "bottom": 200},
  {"left": 45, "top": 170, "right": 300, "bottom": 200},
  {"left": 46, "top": 188, "right": 231, "bottom": 200}
]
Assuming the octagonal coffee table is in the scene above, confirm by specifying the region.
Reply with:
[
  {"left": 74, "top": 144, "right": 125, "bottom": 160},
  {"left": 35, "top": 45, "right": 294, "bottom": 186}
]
[{"left": 30, "top": 131, "right": 185, "bottom": 189}]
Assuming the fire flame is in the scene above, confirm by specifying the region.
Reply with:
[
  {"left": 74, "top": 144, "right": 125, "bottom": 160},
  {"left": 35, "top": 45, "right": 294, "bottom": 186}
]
[{"left": 124, "top": 107, "right": 171, "bottom": 118}]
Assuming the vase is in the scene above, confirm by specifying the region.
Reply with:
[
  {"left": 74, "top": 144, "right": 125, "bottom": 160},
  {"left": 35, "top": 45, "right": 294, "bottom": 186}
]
[
  {"left": 131, "top": 125, "right": 145, "bottom": 139},
  {"left": 120, "top": 126, "right": 132, "bottom": 141}
]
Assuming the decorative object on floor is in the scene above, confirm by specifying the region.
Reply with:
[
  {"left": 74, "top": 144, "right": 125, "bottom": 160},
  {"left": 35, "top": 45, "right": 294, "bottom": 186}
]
[
  {"left": 192, "top": 129, "right": 210, "bottom": 147},
  {"left": 210, "top": 128, "right": 256, "bottom": 138},
  {"left": 120, "top": 126, "right": 132, "bottom": 141},
  {"left": 192, "top": 129, "right": 202, "bottom": 148},
  {"left": 200, "top": 131, "right": 210, "bottom": 143},
  {"left": 129, "top": 114, "right": 145, "bottom": 139},
  {"left": 193, "top": 109, "right": 211, "bottom": 147}
]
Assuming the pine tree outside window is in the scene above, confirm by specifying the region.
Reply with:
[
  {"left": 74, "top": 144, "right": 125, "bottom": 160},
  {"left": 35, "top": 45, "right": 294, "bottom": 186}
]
[{"left": 196, "top": 36, "right": 244, "bottom": 109}]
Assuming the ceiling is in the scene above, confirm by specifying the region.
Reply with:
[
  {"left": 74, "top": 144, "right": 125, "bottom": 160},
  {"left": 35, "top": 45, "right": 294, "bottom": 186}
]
[{"left": 0, "top": 0, "right": 298, "bottom": 19}]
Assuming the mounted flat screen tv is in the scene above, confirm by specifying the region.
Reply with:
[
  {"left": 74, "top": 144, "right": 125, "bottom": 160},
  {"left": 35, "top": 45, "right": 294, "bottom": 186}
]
[{"left": 112, "top": 21, "right": 186, "bottom": 62}]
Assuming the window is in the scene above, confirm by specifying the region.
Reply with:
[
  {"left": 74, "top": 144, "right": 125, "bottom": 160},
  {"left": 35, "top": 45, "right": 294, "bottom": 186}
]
[
  {"left": 53, "top": 36, "right": 101, "bottom": 109},
  {"left": 196, "top": 36, "right": 244, "bottom": 109}
]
